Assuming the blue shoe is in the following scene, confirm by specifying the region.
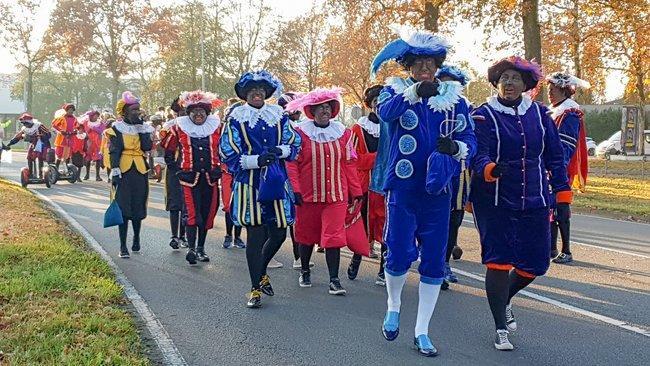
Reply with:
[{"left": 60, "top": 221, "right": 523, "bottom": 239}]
[
  {"left": 234, "top": 237, "right": 246, "bottom": 249},
  {"left": 444, "top": 263, "right": 458, "bottom": 283},
  {"left": 382, "top": 311, "right": 400, "bottom": 341},
  {"left": 222, "top": 235, "right": 233, "bottom": 249},
  {"left": 414, "top": 335, "right": 438, "bottom": 357}
]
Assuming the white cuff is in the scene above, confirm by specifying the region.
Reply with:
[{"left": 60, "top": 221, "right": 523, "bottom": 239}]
[
  {"left": 452, "top": 141, "right": 469, "bottom": 161},
  {"left": 240, "top": 155, "right": 260, "bottom": 170},
  {"left": 110, "top": 168, "right": 122, "bottom": 178},
  {"left": 403, "top": 83, "right": 422, "bottom": 105},
  {"left": 277, "top": 145, "right": 291, "bottom": 159}
]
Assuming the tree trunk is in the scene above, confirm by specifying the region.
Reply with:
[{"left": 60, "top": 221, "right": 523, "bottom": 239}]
[
  {"left": 111, "top": 73, "right": 120, "bottom": 108},
  {"left": 423, "top": 0, "right": 440, "bottom": 32},
  {"left": 636, "top": 71, "right": 646, "bottom": 104},
  {"left": 521, "top": 0, "right": 543, "bottom": 100},
  {"left": 25, "top": 66, "right": 34, "bottom": 113}
]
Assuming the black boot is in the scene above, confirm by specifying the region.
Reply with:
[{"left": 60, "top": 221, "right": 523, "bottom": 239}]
[{"left": 347, "top": 256, "right": 362, "bottom": 280}]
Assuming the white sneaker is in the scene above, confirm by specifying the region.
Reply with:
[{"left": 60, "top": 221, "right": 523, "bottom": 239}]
[
  {"left": 505, "top": 304, "right": 517, "bottom": 332},
  {"left": 268, "top": 258, "right": 284, "bottom": 269},
  {"left": 494, "top": 329, "right": 514, "bottom": 351},
  {"left": 292, "top": 258, "right": 315, "bottom": 270}
]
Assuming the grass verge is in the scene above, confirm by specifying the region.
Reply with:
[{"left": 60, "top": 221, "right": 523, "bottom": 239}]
[
  {"left": 0, "top": 179, "right": 149, "bottom": 365},
  {"left": 573, "top": 176, "right": 650, "bottom": 222}
]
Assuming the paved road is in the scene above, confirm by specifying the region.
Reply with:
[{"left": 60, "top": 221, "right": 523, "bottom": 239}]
[{"left": 1, "top": 154, "right": 649, "bottom": 366}]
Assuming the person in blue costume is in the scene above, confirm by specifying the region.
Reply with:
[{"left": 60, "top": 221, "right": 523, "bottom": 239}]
[
  {"left": 469, "top": 56, "right": 571, "bottom": 351},
  {"left": 435, "top": 64, "right": 473, "bottom": 290},
  {"left": 370, "top": 25, "right": 477, "bottom": 357},
  {"left": 546, "top": 72, "right": 591, "bottom": 265},
  {"left": 219, "top": 70, "right": 301, "bottom": 308}
]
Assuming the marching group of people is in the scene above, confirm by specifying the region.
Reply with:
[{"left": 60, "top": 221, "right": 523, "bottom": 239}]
[{"left": 5, "top": 24, "right": 591, "bottom": 357}]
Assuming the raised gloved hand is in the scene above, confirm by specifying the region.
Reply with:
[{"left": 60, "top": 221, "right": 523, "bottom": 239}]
[
  {"left": 491, "top": 163, "right": 509, "bottom": 179},
  {"left": 294, "top": 192, "right": 304, "bottom": 206},
  {"left": 416, "top": 80, "right": 439, "bottom": 98},
  {"left": 368, "top": 112, "right": 380, "bottom": 124},
  {"left": 554, "top": 202, "right": 571, "bottom": 222},
  {"left": 437, "top": 136, "right": 459, "bottom": 156},
  {"left": 257, "top": 152, "right": 277, "bottom": 167}
]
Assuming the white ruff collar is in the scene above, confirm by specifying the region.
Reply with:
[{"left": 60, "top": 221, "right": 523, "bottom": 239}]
[
  {"left": 357, "top": 116, "right": 380, "bottom": 138},
  {"left": 229, "top": 103, "right": 283, "bottom": 129},
  {"left": 550, "top": 98, "right": 581, "bottom": 120},
  {"left": 385, "top": 77, "right": 463, "bottom": 112},
  {"left": 21, "top": 120, "right": 42, "bottom": 135},
  {"left": 298, "top": 120, "right": 346, "bottom": 143},
  {"left": 176, "top": 115, "right": 221, "bottom": 138},
  {"left": 113, "top": 120, "right": 155, "bottom": 135},
  {"left": 486, "top": 95, "right": 533, "bottom": 116},
  {"left": 162, "top": 118, "right": 177, "bottom": 130}
]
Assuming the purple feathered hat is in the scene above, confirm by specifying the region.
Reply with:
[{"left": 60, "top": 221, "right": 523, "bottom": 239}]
[{"left": 487, "top": 56, "right": 543, "bottom": 92}]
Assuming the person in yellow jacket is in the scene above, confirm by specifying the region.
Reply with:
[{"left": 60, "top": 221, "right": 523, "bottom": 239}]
[{"left": 102, "top": 91, "right": 154, "bottom": 258}]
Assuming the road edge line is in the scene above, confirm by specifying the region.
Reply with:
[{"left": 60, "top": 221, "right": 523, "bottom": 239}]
[{"left": 14, "top": 181, "right": 188, "bottom": 366}]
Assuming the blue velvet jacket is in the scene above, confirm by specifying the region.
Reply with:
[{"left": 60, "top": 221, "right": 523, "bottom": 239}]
[
  {"left": 376, "top": 77, "right": 476, "bottom": 192},
  {"left": 470, "top": 96, "right": 570, "bottom": 210}
]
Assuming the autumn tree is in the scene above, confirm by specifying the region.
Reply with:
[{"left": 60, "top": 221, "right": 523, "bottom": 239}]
[{"left": 0, "top": 0, "right": 50, "bottom": 112}]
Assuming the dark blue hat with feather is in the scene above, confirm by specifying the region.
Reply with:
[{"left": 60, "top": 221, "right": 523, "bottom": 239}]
[
  {"left": 234, "top": 69, "right": 283, "bottom": 100},
  {"left": 370, "top": 25, "right": 451, "bottom": 79},
  {"left": 436, "top": 65, "right": 470, "bottom": 86}
]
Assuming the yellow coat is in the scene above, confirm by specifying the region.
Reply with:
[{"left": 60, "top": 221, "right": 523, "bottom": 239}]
[{"left": 102, "top": 127, "right": 148, "bottom": 174}]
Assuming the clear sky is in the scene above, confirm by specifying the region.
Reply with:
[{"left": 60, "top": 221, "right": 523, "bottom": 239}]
[{"left": 0, "top": 0, "right": 626, "bottom": 101}]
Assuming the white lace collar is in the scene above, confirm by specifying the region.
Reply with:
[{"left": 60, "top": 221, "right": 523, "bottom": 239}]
[
  {"left": 298, "top": 120, "right": 346, "bottom": 143},
  {"left": 162, "top": 118, "right": 177, "bottom": 130},
  {"left": 176, "top": 115, "right": 221, "bottom": 138},
  {"left": 21, "top": 120, "right": 42, "bottom": 135},
  {"left": 228, "top": 103, "right": 283, "bottom": 129},
  {"left": 112, "top": 120, "right": 155, "bottom": 135},
  {"left": 550, "top": 98, "right": 581, "bottom": 120},
  {"left": 385, "top": 77, "right": 463, "bottom": 112},
  {"left": 357, "top": 116, "right": 380, "bottom": 138},
  {"left": 486, "top": 95, "right": 533, "bottom": 116}
]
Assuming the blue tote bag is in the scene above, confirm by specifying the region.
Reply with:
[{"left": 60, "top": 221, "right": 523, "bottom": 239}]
[
  {"left": 104, "top": 185, "right": 124, "bottom": 228},
  {"left": 425, "top": 151, "right": 457, "bottom": 195},
  {"left": 258, "top": 162, "right": 287, "bottom": 202}
]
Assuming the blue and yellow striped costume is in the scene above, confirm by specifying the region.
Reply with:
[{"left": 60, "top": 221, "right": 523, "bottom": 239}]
[{"left": 219, "top": 103, "right": 301, "bottom": 228}]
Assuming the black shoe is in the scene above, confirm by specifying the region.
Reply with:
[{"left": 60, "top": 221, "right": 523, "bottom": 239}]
[
  {"left": 246, "top": 289, "right": 262, "bottom": 308},
  {"left": 347, "top": 260, "right": 361, "bottom": 280},
  {"left": 96, "top": 176, "right": 103, "bottom": 182},
  {"left": 83, "top": 174, "right": 90, "bottom": 180},
  {"left": 441, "top": 279, "right": 449, "bottom": 291},
  {"left": 131, "top": 242, "right": 140, "bottom": 253},
  {"left": 451, "top": 245, "right": 463, "bottom": 260},
  {"left": 233, "top": 237, "right": 246, "bottom": 249},
  {"left": 316, "top": 247, "right": 324, "bottom": 253},
  {"left": 186, "top": 249, "right": 197, "bottom": 265},
  {"left": 328, "top": 278, "right": 346, "bottom": 295},
  {"left": 119, "top": 248, "right": 130, "bottom": 258},
  {"left": 375, "top": 272, "right": 386, "bottom": 286},
  {"left": 169, "top": 237, "right": 179, "bottom": 250},
  {"left": 552, "top": 252, "right": 573, "bottom": 264},
  {"left": 196, "top": 249, "right": 210, "bottom": 262},
  {"left": 260, "top": 275, "right": 274, "bottom": 296},
  {"left": 299, "top": 270, "right": 312, "bottom": 288},
  {"left": 179, "top": 237, "right": 189, "bottom": 248},
  {"left": 223, "top": 235, "right": 233, "bottom": 249}
]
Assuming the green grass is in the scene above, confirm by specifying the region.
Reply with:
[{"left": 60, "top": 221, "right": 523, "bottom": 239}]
[
  {"left": 573, "top": 176, "right": 650, "bottom": 221},
  {"left": 0, "top": 180, "right": 149, "bottom": 365}
]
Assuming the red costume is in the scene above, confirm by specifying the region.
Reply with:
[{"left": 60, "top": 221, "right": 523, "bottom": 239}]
[{"left": 52, "top": 104, "right": 78, "bottom": 160}]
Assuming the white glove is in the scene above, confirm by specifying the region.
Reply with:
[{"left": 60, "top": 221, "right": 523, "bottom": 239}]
[{"left": 110, "top": 168, "right": 122, "bottom": 178}]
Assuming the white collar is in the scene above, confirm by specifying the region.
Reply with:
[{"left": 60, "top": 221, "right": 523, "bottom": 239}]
[
  {"left": 176, "top": 115, "right": 221, "bottom": 138},
  {"left": 385, "top": 77, "right": 463, "bottom": 112},
  {"left": 298, "top": 120, "right": 346, "bottom": 143},
  {"left": 113, "top": 120, "right": 155, "bottom": 135},
  {"left": 228, "top": 103, "right": 283, "bottom": 129},
  {"left": 550, "top": 98, "right": 581, "bottom": 120},
  {"left": 486, "top": 95, "right": 533, "bottom": 116},
  {"left": 21, "top": 120, "right": 42, "bottom": 135},
  {"left": 357, "top": 116, "right": 380, "bottom": 138},
  {"left": 76, "top": 132, "right": 87, "bottom": 139},
  {"left": 162, "top": 118, "right": 178, "bottom": 130}
]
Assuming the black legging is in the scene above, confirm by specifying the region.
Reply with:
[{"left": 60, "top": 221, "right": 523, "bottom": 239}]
[
  {"left": 169, "top": 210, "right": 186, "bottom": 239},
  {"left": 85, "top": 160, "right": 102, "bottom": 179},
  {"left": 350, "top": 243, "right": 386, "bottom": 275},
  {"left": 551, "top": 218, "right": 571, "bottom": 255},
  {"left": 225, "top": 213, "right": 242, "bottom": 238},
  {"left": 118, "top": 219, "right": 142, "bottom": 250},
  {"left": 446, "top": 209, "right": 465, "bottom": 262},
  {"left": 300, "top": 245, "right": 341, "bottom": 280},
  {"left": 485, "top": 269, "right": 535, "bottom": 330},
  {"left": 291, "top": 226, "right": 299, "bottom": 260},
  {"left": 186, "top": 226, "right": 208, "bottom": 251},
  {"left": 245, "top": 225, "right": 287, "bottom": 290},
  {"left": 28, "top": 158, "right": 44, "bottom": 178}
]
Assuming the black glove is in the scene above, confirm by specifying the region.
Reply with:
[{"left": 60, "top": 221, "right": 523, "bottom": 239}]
[
  {"left": 368, "top": 112, "right": 380, "bottom": 124},
  {"left": 437, "top": 137, "right": 459, "bottom": 156},
  {"left": 554, "top": 202, "right": 571, "bottom": 222},
  {"left": 257, "top": 152, "right": 277, "bottom": 167},
  {"left": 2, "top": 143, "right": 10, "bottom": 151},
  {"left": 491, "top": 163, "right": 508, "bottom": 179},
  {"left": 294, "top": 192, "right": 304, "bottom": 206},
  {"left": 112, "top": 176, "right": 121, "bottom": 187},
  {"left": 268, "top": 146, "right": 283, "bottom": 157},
  {"left": 208, "top": 167, "right": 222, "bottom": 183},
  {"left": 416, "top": 80, "right": 439, "bottom": 98}
]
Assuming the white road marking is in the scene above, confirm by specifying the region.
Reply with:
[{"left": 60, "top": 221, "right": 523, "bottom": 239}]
[
  {"left": 14, "top": 181, "right": 188, "bottom": 366},
  {"left": 462, "top": 218, "right": 649, "bottom": 259}
]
